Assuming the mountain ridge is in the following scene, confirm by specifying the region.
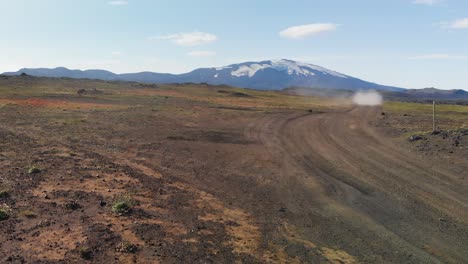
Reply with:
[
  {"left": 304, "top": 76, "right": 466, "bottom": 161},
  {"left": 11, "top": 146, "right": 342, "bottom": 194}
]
[
  {"left": 3, "top": 59, "right": 406, "bottom": 92},
  {"left": 3, "top": 61, "right": 468, "bottom": 100},
  {"left": 3, "top": 60, "right": 466, "bottom": 95}
]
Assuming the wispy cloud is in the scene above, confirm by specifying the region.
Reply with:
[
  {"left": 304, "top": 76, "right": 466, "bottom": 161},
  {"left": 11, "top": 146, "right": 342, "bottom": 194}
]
[
  {"left": 279, "top": 23, "right": 337, "bottom": 39},
  {"left": 108, "top": 1, "right": 128, "bottom": 6},
  {"left": 187, "top": 50, "right": 216, "bottom": 57},
  {"left": 151, "top": 32, "right": 217, "bottom": 46},
  {"left": 409, "top": 53, "right": 468, "bottom": 60},
  {"left": 449, "top": 18, "right": 468, "bottom": 29},
  {"left": 412, "top": 0, "right": 441, "bottom": 5},
  {"left": 111, "top": 51, "right": 122, "bottom": 56}
]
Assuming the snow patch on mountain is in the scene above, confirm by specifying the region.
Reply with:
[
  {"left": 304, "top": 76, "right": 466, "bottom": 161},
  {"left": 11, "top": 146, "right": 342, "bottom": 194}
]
[
  {"left": 270, "top": 59, "right": 315, "bottom": 76},
  {"left": 231, "top": 64, "right": 271, "bottom": 77},
  {"left": 294, "top": 61, "right": 348, "bottom": 78},
  {"left": 225, "top": 59, "right": 348, "bottom": 78},
  {"left": 215, "top": 66, "right": 232, "bottom": 71}
]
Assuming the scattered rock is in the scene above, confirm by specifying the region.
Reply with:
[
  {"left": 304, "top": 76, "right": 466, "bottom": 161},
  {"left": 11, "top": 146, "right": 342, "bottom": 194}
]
[
  {"left": 116, "top": 242, "right": 138, "bottom": 253},
  {"left": 77, "top": 88, "right": 102, "bottom": 95},
  {"left": 409, "top": 135, "right": 423, "bottom": 142},
  {"left": 65, "top": 200, "right": 81, "bottom": 210}
]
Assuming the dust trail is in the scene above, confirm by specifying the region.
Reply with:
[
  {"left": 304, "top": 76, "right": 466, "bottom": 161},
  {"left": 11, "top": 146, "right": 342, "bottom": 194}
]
[{"left": 352, "top": 90, "right": 383, "bottom": 106}]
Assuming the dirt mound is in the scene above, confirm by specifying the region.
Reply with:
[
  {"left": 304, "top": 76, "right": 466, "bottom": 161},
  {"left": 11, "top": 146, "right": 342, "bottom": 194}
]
[{"left": 410, "top": 129, "right": 467, "bottom": 154}]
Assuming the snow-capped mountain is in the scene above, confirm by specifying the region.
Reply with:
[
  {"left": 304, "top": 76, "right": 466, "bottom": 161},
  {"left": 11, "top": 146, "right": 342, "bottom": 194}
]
[
  {"left": 3, "top": 59, "right": 404, "bottom": 91},
  {"left": 226, "top": 59, "right": 348, "bottom": 78},
  {"left": 174, "top": 59, "right": 401, "bottom": 91}
]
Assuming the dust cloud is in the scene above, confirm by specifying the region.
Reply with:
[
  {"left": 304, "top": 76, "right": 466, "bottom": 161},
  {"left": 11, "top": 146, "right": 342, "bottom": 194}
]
[{"left": 352, "top": 91, "right": 383, "bottom": 106}]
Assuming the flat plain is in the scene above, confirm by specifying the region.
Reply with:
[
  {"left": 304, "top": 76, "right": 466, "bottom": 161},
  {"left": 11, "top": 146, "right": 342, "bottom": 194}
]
[{"left": 0, "top": 75, "right": 467, "bottom": 263}]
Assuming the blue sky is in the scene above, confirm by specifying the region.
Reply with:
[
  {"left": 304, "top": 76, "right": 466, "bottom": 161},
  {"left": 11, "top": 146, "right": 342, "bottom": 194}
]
[{"left": 1, "top": 0, "right": 467, "bottom": 90}]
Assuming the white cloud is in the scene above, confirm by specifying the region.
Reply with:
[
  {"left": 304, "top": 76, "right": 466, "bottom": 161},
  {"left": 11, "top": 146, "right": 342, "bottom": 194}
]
[
  {"left": 279, "top": 23, "right": 337, "bottom": 39},
  {"left": 450, "top": 18, "right": 468, "bottom": 29},
  {"left": 108, "top": 1, "right": 128, "bottom": 5},
  {"left": 187, "top": 50, "right": 216, "bottom": 57},
  {"left": 412, "top": 0, "right": 441, "bottom": 5},
  {"left": 152, "top": 32, "right": 217, "bottom": 46},
  {"left": 409, "top": 54, "right": 467, "bottom": 60}
]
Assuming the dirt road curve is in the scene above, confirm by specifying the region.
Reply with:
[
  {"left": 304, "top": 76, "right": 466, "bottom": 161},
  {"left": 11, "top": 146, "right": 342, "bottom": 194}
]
[
  {"left": 2, "top": 98, "right": 467, "bottom": 263},
  {"left": 245, "top": 106, "right": 468, "bottom": 263}
]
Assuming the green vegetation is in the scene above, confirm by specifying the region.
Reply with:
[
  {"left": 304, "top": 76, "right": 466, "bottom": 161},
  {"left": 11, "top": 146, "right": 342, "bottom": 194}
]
[
  {"left": 383, "top": 101, "right": 468, "bottom": 133},
  {"left": 27, "top": 166, "right": 41, "bottom": 174},
  {"left": 0, "top": 209, "right": 9, "bottom": 221},
  {"left": 111, "top": 194, "right": 136, "bottom": 215},
  {"left": 0, "top": 189, "right": 9, "bottom": 198},
  {"left": 79, "top": 247, "right": 92, "bottom": 260},
  {"left": 384, "top": 101, "right": 468, "bottom": 116}
]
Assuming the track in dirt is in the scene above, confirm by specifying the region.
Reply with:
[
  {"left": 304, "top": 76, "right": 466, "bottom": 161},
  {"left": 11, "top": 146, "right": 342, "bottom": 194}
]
[{"left": 246, "top": 106, "right": 468, "bottom": 263}]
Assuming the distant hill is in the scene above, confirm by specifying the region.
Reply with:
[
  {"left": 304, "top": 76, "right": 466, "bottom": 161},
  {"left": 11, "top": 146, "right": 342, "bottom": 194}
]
[
  {"left": 4, "top": 59, "right": 467, "bottom": 100},
  {"left": 403, "top": 88, "right": 468, "bottom": 100},
  {"left": 3, "top": 59, "right": 404, "bottom": 92},
  {"left": 285, "top": 86, "right": 468, "bottom": 102},
  {"left": 5, "top": 67, "right": 118, "bottom": 80}
]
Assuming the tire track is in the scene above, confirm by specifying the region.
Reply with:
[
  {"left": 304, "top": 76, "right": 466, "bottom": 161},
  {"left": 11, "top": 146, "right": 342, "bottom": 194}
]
[{"left": 245, "top": 107, "right": 468, "bottom": 263}]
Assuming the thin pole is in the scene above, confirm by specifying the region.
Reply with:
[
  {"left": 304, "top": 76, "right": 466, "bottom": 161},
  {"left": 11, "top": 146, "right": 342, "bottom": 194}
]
[{"left": 433, "top": 100, "right": 436, "bottom": 132}]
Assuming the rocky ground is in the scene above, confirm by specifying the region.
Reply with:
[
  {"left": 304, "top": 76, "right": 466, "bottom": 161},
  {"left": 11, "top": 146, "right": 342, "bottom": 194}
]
[{"left": 0, "top": 76, "right": 467, "bottom": 263}]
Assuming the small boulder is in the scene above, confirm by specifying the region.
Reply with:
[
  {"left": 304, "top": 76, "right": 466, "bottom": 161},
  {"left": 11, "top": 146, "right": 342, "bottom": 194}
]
[
  {"left": 409, "top": 135, "right": 423, "bottom": 142},
  {"left": 65, "top": 200, "right": 81, "bottom": 210},
  {"left": 278, "top": 207, "right": 287, "bottom": 213}
]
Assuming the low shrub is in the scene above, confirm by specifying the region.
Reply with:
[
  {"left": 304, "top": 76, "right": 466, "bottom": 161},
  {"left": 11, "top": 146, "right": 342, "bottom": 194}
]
[
  {"left": 28, "top": 166, "right": 41, "bottom": 174},
  {"left": 0, "top": 209, "right": 9, "bottom": 221},
  {"left": 0, "top": 189, "right": 9, "bottom": 198},
  {"left": 111, "top": 194, "right": 135, "bottom": 215},
  {"left": 116, "top": 241, "right": 138, "bottom": 253},
  {"left": 79, "top": 247, "right": 92, "bottom": 260}
]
